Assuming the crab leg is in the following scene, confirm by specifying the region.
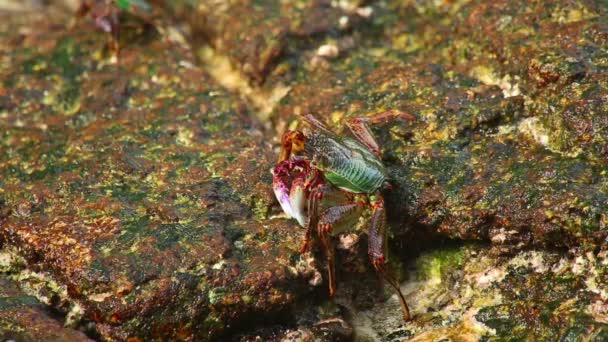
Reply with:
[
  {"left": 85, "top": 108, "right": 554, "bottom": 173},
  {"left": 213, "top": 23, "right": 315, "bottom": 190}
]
[
  {"left": 346, "top": 109, "right": 416, "bottom": 157},
  {"left": 303, "top": 182, "right": 348, "bottom": 251},
  {"left": 368, "top": 195, "right": 411, "bottom": 321},
  {"left": 77, "top": 0, "right": 121, "bottom": 55},
  {"left": 301, "top": 185, "right": 320, "bottom": 254},
  {"left": 307, "top": 185, "right": 364, "bottom": 296}
]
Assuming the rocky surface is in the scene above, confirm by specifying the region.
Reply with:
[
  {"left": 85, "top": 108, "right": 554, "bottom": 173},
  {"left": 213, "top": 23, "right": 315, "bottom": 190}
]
[
  {"left": 155, "top": 0, "right": 373, "bottom": 86},
  {"left": 1, "top": 0, "right": 607, "bottom": 340},
  {"left": 350, "top": 244, "right": 608, "bottom": 341},
  {"left": 0, "top": 9, "right": 315, "bottom": 341},
  {"left": 271, "top": 0, "right": 608, "bottom": 251},
  {"left": 0, "top": 271, "right": 91, "bottom": 341}
]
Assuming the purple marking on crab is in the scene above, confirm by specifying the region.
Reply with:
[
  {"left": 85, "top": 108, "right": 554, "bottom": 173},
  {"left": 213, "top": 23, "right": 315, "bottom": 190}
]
[
  {"left": 272, "top": 159, "right": 311, "bottom": 227},
  {"left": 95, "top": 17, "right": 113, "bottom": 33},
  {"left": 273, "top": 176, "right": 296, "bottom": 218}
]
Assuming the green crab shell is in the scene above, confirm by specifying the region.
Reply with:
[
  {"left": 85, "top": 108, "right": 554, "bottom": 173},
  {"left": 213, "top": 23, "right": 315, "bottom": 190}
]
[{"left": 308, "top": 132, "right": 387, "bottom": 194}]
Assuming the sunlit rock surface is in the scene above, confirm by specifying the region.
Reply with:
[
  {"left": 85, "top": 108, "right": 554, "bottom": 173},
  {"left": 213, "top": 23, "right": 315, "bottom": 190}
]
[
  {"left": 0, "top": 10, "right": 313, "bottom": 341},
  {"left": 0, "top": 0, "right": 607, "bottom": 340},
  {"left": 271, "top": 0, "right": 608, "bottom": 250},
  {"left": 0, "top": 275, "right": 92, "bottom": 341},
  {"left": 351, "top": 245, "right": 608, "bottom": 341}
]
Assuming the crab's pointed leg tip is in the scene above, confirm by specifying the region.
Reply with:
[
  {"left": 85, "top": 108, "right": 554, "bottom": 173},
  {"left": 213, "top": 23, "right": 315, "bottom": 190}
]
[{"left": 300, "top": 241, "right": 310, "bottom": 254}]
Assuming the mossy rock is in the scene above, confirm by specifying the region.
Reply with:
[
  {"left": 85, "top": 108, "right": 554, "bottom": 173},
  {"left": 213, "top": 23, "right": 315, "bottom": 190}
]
[
  {"left": 353, "top": 246, "right": 608, "bottom": 341},
  {"left": 0, "top": 12, "right": 313, "bottom": 341},
  {"left": 0, "top": 276, "right": 92, "bottom": 342},
  {"left": 270, "top": 0, "right": 608, "bottom": 252}
]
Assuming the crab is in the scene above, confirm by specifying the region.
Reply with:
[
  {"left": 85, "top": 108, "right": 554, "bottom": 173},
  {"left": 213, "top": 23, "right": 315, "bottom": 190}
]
[
  {"left": 76, "top": 0, "right": 152, "bottom": 55},
  {"left": 273, "top": 111, "right": 415, "bottom": 322}
]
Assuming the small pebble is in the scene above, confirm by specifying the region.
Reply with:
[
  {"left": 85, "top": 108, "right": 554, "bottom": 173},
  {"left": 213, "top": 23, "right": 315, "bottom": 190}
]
[
  {"left": 356, "top": 6, "right": 373, "bottom": 18},
  {"left": 338, "top": 16, "right": 349, "bottom": 29},
  {"left": 317, "top": 44, "right": 339, "bottom": 58}
]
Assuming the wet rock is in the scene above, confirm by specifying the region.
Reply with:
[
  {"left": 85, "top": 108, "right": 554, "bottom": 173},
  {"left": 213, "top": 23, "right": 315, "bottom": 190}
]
[
  {"left": 355, "top": 245, "right": 608, "bottom": 341},
  {"left": 0, "top": 12, "right": 313, "bottom": 341},
  {"left": 309, "top": 317, "right": 353, "bottom": 341},
  {"left": 2, "top": 0, "right": 608, "bottom": 340},
  {"left": 0, "top": 276, "right": 92, "bottom": 341},
  {"left": 270, "top": 0, "right": 608, "bottom": 251},
  {"left": 235, "top": 316, "right": 353, "bottom": 342},
  {"left": 280, "top": 329, "right": 315, "bottom": 342},
  {"left": 383, "top": 0, "right": 607, "bottom": 160},
  {"left": 155, "top": 0, "right": 373, "bottom": 85},
  {"left": 528, "top": 53, "right": 586, "bottom": 87}
]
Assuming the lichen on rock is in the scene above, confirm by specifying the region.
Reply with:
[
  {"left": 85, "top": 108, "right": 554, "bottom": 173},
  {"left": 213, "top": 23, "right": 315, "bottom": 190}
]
[
  {"left": 1, "top": 0, "right": 607, "bottom": 340},
  {"left": 270, "top": 0, "right": 608, "bottom": 252},
  {"left": 0, "top": 275, "right": 92, "bottom": 341},
  {"left": 351, "top": 245, "right": 608, "bottom": 341},
  {"left": 0, "top": 9, "right": 314, "bottom": 341}
]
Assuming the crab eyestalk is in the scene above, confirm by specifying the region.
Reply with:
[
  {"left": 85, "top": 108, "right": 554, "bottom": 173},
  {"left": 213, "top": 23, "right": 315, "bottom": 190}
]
[{"left": 279, "top": 130, "right": 306, "bottom": 162}]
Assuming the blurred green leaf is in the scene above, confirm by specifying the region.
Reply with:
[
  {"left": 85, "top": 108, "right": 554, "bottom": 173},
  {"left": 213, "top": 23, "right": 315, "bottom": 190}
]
[{"left": 116, "top": 0, "right": 151, "bottom": 11}]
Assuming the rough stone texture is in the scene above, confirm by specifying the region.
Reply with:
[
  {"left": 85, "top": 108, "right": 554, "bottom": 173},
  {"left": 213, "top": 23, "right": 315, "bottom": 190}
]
[
  {"left": 0, "top": 12, "right": 314, "bottom": 341},
  {"left": 350, "top": 245, "right": 608, "bottom": 341},
  {"left": 0, "top": 275, "right": 92, "bottom": 341},
  {"left": 1, "top": 0, "right": 608, "bottom": 340},
  {"left": 155, "top": 0, "right": 374, "bottom": 86},
  {"left": 271, "top": 0, "right": 608, "bottom": 251},
  {"left": 233, "top": 245, "right": 608, "bottom": 341},
  {"left": 377, "top": 0, "right": 608, "bottom": 161}
]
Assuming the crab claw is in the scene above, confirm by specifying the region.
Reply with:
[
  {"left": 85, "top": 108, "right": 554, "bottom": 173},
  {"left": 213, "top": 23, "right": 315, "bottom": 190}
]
[
  {"left": 287, "top": 176, "right": 308, "bottom": 227},
  {"left": 272, "top": 160, "right": 309, "bottom": 227}
]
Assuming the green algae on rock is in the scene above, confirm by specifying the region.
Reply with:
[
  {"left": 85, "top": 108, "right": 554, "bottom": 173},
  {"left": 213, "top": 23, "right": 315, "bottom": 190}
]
[
  {"left": 0, "top": 276, "right": 92, "bottom": 342},
  {"left": 1, "top": 0, "right": 608, "bottom": 339},
  {"left": 156, "top": 0, "right": 374, "bottom": 86},
  {"left": 0, "top": 14, "right": 315, "bottom": 341},
  {"left": 376, "top": 0, "right": 608, "bottom": 161},
  {"left": 270, "top": 0, "right": 608, "bottom": 251}
]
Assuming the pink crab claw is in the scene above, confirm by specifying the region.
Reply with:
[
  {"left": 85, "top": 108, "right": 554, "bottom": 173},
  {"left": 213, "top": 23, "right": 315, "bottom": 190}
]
[{"left": 272, "top": 159, "right": 309, "bottom": 227}]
